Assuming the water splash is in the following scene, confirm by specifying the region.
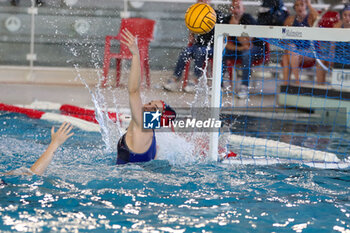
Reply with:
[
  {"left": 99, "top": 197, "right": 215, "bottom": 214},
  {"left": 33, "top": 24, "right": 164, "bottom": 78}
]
[
  {"left": 186, "top": 42, "right": 228, "bottom": 160},
  {"left": 73, "top": 63, "right": 122, "bottom": 153},
  {"left": 189, "top": 43, "right": 211, "bottom": 109},
  {"left": 156, "top": 133, "right": 198, "bottom": 165},
  {"left": 68, "top": 32, "right": 225, "bottom": 164}
]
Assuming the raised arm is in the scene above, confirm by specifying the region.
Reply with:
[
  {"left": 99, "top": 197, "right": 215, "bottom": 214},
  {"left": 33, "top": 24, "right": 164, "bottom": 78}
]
[
  {"left": 284, "top": 15, "right": 294, "bottom": 26},
  {"left": 30, "top": 122, "right": 74, "bottom": 175},
  {"left": 307, "top": 0, "right": 319, "bottom": 26},
  {"left": 121, "top": 29, "right": 144, "bottom": 128}
]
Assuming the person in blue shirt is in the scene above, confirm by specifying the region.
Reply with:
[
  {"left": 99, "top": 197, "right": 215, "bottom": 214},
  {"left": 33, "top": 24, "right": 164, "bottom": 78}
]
[
  {"left": 163, "top": 0, "right": 230, "bottom": 93},
  {"left": 223, "top": 0, "right": 264, "bottom": 99},
  {"left": 257, "top": 0, "right": 289, "bottom": 26},
  {"left": 281, "top": 0, "right": 318, "bottom": 85}
]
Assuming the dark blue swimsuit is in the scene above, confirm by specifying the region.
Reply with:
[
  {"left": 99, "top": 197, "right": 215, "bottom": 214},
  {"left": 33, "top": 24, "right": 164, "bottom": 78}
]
[
  {"left": 292, "top": 15, "right": 309, "bottom": 27},
  {"left": 292, "top": 15, "right": 310, "bottom": 49},
  {"left": 117, "top": 131, "right": 156, "bottom": 164}
]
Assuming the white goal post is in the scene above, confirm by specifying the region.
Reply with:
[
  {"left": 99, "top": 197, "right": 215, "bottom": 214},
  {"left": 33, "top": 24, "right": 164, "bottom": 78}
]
[{"left": 209, "top": 24, "right": 350, "bottom": 162}]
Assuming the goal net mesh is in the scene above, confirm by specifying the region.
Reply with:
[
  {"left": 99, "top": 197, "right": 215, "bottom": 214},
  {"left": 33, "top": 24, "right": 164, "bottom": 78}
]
[{"left": 210, "top": 24, "right": 350, "bottom": 168}]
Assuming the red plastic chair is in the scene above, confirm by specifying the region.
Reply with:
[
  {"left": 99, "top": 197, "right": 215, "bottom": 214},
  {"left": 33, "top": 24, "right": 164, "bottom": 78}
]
[
  {"left": 102, "top": 18, "right": 155, "bottom": 87},
  {"left": 226, "top": 42, "right": 270, "bottom": 81},
  {"left": 318, "top": 11, "right": 340, "bottom": 28}
]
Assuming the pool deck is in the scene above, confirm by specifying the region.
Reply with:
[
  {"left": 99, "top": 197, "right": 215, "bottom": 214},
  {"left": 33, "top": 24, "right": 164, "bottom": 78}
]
[{"left": 0, "top": 65, "right": 277, "bottom": 109}]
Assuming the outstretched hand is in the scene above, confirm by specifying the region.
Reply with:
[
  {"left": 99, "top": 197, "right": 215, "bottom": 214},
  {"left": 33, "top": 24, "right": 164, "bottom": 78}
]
[
  {"left": 120, "top": 29, "right": 139, "bottom": 55},
  {"left": 28, "top": 122, "right": 74, "bottom": 176},
  {"left": 50, "top": 122, "right": 74, "bottom": 147}
]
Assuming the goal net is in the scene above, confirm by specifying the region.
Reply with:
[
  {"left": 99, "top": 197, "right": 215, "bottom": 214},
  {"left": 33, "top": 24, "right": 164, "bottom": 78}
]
[{"left": 209, "top": 24, "right": 350, "bottom": 169}]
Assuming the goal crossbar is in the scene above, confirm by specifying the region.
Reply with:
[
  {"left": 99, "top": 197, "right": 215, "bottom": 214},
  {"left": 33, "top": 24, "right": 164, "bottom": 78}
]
[{"left": 214, "top": 24, "right": 350, "bottom": 42}]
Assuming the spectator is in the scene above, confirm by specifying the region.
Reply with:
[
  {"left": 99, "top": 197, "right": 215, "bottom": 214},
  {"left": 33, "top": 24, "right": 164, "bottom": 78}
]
[
  {"left": 223, "top": 0, "right": 264, "bottom": 99},
  {"left": 316, "top": 5, "right": 350, "bottom": 85},
  {"left": 11, "top": 0, "right": 44, "bottom": 7},
  {"left": 163, "top": 0, "right": 230, "bottom": 93},
  {"left": 281, "top": 0, "right": 318, "bottom": 85},
  {"left": 257, "top": 0, "right": 289, "bottom": 26}
]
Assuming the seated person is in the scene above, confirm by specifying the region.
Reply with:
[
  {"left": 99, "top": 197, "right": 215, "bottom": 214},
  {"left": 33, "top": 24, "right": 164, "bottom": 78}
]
[
  {"left": 223, "top": 0, "right": 263, "bottom": 99},
  {"left": 1, "top": 122, "right": 73, "bottom": 179},
  {"left": 163, "top": 0, "right": 230, "bottom": 93},
  {"left": 316, "top": 5, "right": 350, "bottom": 85},
  {"left": 117, "top": 29, "right": 176, "bottom": 164},
  {"left": 281, "top": 0, "right": 318, "bottom": 85},
  {"left": 257, "top": 0, "right": 289, "bottom": 26}
]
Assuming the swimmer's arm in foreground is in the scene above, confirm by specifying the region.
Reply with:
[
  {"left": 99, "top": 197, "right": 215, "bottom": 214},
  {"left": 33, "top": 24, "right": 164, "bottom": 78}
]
[
  {"left": 4, "top": 122, "right": 74, "bottom": 176},
  {"left": 121, "top": 29, "right": 153, "bottom": 150},
  {"left": 123, "top": 29, "right": 143, "bottom": 128}
]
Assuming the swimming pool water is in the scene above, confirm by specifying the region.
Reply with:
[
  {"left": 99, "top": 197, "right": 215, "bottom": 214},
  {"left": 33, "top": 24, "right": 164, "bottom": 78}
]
[{"left": 1, "top": 113, "right": 350, "bottom": 232}]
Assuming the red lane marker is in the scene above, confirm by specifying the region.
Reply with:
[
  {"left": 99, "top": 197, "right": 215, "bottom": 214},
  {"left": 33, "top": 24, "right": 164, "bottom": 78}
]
[
  {"left": 60, "top": 104, "right": 125, "bottom": 124},
  {"left": 0, "top": 103, "right": 45, "bottom": 119}
]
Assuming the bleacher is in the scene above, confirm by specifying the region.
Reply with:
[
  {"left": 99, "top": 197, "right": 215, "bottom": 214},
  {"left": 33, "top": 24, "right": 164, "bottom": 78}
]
[{"left": 0, "top": 0, "right": 335, "bottom": 71}]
